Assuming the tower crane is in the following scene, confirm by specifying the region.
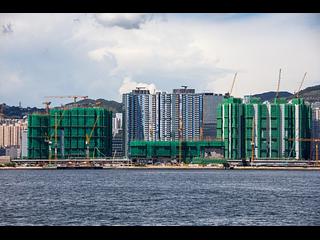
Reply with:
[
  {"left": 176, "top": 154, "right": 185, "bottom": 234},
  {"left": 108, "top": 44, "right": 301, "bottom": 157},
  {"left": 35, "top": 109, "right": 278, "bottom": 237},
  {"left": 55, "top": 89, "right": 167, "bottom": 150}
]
[
  {"left": 225, "top": 73, "right": 237, "bottom": 97},
  {"left": 44, "top": 95, "right": 88, "bottom": 103},
  {"left": 179, "top": 115, "right": 183, "bottom": 164},
  {"left": 44, "top": 132, "right": 53, "bottom": 163},
  {"left": 149, "top": 123, "right": 154, "bottom": 140},
  {"left": 251, "top": 117, "right": 255, "bottom": 163},
  {"left": 42, "top": 101, "right": 51, "bottom": 114},
  {"left": 85, "top": 116, "right": 99, "bottom": 160},
  {"left": 275, "top": 69, "right": 281, "bottom": 99},
  {"left": 295, "top": 72, "right": 307, "bottom": 98}
]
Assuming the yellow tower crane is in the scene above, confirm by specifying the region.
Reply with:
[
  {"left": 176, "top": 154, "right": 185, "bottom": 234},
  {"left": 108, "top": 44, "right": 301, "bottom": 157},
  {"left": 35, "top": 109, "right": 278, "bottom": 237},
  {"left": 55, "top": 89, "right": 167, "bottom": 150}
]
[
  {"left": 251, "top": 117, "right": 255, "bottom": 163},
  {"left": 276, "top": 68, "right": 282, "bottom": 99},
  {"left": 179, "top": 115, "right": 183, "bottom": 164},
  {"left": 229, "top": 72, "right": 237, "bottom": 96},
  {"left": 43, "top": 96, "right": 89, "bottom": 160},
  {"left": 44, "top": 132, "right": 53, "bottom": 163},
  {"left": 85, "top": 116, "right": 99, "bottom": 160},
  {"left": 44, "top": 95, "right": 88, "bottom": 103},
  {"left": 295, "top": 72, "right": 307, "bottom": 98},
  {"left": 225, "top": 72, "right": 238, "bottom": 97},
  {"left": 42, "top": 101, "right": 51, "bottom": 114}
]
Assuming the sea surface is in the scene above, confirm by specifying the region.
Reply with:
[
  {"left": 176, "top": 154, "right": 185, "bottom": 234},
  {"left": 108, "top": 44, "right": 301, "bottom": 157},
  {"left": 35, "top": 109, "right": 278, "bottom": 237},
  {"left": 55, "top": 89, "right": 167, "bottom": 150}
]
[{"left": 0, "top": 169, "right": 319, "bottom": 226}]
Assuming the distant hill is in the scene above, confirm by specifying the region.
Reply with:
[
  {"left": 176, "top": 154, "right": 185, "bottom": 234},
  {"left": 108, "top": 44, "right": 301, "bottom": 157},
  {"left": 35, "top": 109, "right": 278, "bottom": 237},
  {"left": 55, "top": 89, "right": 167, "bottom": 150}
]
[
  {"left": 65, "top": 98, "right": 123, "bottom": 115},
  {"left": 1, "top": 98, "right": 123, "bottom": 119},
  {"left": 252, "top": 84, "right": 320, "bottom": 103},
  {"left": 0, "top": 103, "right": 45, "bottom": 119},
  {"left": 252, "top": 91, "right": 293, "bottom": 102},
  {"left": 287, "top": 85, "right": 320, "bottom": 103},
  {"left": 1, "top": 84, "right": 319, "bottom": 119}
]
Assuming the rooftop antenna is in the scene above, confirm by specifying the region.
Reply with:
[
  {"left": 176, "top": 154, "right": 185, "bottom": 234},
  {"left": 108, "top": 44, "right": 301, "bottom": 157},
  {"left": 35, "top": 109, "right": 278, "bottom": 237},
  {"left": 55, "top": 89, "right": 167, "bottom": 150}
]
[{"left": 136, "top": 86, "right": 146, "bottom": 90}]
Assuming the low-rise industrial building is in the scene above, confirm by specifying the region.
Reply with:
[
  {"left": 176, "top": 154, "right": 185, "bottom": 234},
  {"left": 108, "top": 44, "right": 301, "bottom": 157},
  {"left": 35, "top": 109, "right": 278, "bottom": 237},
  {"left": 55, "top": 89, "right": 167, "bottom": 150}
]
[{"left": 129, "top": 140, "right": 224, "bottom": 163}]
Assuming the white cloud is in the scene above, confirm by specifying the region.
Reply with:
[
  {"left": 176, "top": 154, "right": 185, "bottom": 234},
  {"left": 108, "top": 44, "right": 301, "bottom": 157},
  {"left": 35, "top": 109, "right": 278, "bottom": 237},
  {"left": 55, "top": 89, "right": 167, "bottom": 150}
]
[
  {"left": 87, "top": 47, "right": 118, "bottom": 70},
  {"left": 119, "top": 77, "right": 157, "bottom": 95},
  {"left": 88, "top": 47, "right": 108, "bottom": 61},
  {"left": 0, "top": 13, "right": 319, "bottom": 107},
  {"left": 94, "top": 13, "right": 154, "bottom": 29}
]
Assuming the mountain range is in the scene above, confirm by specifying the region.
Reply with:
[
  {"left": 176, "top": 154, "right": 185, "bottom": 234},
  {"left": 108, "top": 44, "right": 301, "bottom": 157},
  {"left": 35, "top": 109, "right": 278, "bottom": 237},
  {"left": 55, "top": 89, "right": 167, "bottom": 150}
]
[{"left": 1, "top": 84, "right": 319, "bottom": 119}]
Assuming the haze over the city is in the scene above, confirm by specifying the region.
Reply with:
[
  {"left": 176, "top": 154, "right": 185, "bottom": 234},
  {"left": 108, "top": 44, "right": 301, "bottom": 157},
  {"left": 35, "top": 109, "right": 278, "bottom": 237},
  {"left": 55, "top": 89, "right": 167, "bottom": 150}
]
[{"left": 0, "top": 13, "right": 319, "bottom": 107}]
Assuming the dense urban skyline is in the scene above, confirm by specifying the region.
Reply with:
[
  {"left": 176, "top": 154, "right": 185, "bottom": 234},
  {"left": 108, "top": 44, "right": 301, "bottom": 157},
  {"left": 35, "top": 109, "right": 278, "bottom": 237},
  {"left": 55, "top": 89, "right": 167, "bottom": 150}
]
[{"left": 0, "top": 13, "right": 320, "bottom": 108}]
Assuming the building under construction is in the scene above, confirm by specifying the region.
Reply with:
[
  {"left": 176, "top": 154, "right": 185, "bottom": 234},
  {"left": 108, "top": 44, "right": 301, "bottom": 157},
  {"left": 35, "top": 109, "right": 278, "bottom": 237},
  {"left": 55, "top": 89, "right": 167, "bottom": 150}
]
[
  {"left": 129, "top": 140, "right": 224, "bottom": 163},
  {"left": 216, "top": 97, "right": 312, "bottom": 160},
  {"left": 28, "top": 107, "right": 112, "bottom": 159}
]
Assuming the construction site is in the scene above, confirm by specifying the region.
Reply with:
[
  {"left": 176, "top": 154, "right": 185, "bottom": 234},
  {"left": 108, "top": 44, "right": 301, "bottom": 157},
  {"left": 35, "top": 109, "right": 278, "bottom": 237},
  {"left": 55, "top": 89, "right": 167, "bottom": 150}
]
[
  {"left": 128, "top": 70, "right": 320, "bottom": 168},
  {"left": 22, "top": 96, "right": 116, "bottom": 168},
  {"left": 7, "top": 70, "right": 319, "bottom": 169}
]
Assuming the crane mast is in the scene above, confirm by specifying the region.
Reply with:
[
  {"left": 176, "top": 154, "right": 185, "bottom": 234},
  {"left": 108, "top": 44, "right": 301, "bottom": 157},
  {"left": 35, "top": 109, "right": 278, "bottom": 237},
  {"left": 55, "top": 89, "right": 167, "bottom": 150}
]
[
  {"left": 44, "top": 96, "right": 88, "bottom": 103},
  {"left": 296, "top": 72, "right": 307, "bottom": 98},
  {"left": 229, "top": 72, "right": 237, "bottom": 96},
  {"left": 251, "top": 117, "right": 255, "bottom": 163},
  {"left": 276, "top": 69, "right": 281, "bottom": 99},
  {"left": 86, "top": 116, "right": 99, "bottom": 159}
]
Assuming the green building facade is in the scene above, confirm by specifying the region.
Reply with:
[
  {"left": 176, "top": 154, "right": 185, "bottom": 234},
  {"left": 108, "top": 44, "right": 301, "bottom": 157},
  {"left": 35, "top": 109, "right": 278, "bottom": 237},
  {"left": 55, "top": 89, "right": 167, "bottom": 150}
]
[
  {"left": 217, "top": 97, "right": 312, "bottom": 160},
  {"left": 27, "top": 114, "right": 50, "bottom": 159},
  {"left": 27, "top": 107, "right": 112, "bottom": 159},
  {"left": 216, "top": 97, "right": 245, "bottom": 159},
  {"left": 129, "top": 140, "right": 224, "bottom": 163}
]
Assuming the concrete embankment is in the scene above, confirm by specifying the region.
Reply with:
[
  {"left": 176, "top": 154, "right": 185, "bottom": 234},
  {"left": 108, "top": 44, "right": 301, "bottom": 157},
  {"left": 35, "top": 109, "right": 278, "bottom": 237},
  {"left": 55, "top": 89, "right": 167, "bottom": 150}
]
[{"left": 1, "top": 166, "right": 320, "bottom": 170}]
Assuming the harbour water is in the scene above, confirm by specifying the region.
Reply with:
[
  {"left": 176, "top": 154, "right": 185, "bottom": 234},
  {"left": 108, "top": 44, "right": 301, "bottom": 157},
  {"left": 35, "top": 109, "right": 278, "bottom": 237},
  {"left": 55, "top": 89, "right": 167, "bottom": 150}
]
[{"left": 0, "top": 169, "right": 319, "bottom": 226}]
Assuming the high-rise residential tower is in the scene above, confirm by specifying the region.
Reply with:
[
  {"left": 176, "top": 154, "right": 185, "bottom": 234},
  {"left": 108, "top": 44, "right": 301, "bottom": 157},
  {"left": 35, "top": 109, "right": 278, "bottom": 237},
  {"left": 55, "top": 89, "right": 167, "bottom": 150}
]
[{"left": 123, "top": 87, "right": 224, "bottom": 156}]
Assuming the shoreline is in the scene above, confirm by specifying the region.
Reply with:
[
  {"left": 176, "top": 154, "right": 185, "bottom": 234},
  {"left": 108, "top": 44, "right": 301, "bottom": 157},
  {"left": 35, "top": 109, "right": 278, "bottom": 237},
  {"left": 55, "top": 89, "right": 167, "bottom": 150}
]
[{"left": 1, "top": 166, "right": 320, "bottom": 171}]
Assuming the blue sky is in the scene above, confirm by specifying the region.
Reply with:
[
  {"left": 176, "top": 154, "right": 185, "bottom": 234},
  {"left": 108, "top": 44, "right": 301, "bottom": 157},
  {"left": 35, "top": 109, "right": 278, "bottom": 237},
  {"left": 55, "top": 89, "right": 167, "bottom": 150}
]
[{"left": 0, "top": 13, "right": 319, "bottom": 107}]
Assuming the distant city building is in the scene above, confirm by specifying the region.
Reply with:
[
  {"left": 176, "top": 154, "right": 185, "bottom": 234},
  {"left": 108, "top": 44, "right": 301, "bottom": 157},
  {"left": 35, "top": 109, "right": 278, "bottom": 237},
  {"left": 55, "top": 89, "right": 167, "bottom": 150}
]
[
  {"left": 123, "top": 89, "right": 152, "bottom": 156},
  {"left": 202, "top": 93, "right": 224, "bottom": 140},
  {"left": 0, "top": 147, "right": 5, "bottom": 156},
  {"left": 122, "top": 87, "right": 224, "bottom": 156},
  {"left": 0, "top": 118, "right": 27, "bottom": 157},
  {"left": 112, "top": 113, "right": 124, "bottom": 157},
  {"left": 21, "top": 129, "right": 28, "bottom": 159},
  {"left": 112, "top": 129, "right": 124, "bottom": 158},
  {"left": 112, "top": 113, "right": 123, "bottom": 135},
  {"left": 5, "top": 145, "right": 19, "bottom": 159}
]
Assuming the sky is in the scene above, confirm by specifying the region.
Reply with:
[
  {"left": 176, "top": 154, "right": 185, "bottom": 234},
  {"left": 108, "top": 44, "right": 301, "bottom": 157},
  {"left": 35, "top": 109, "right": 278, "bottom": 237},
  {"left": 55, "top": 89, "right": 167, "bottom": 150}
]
[{"left": 0, "top": 13, "right": 319, "bottom": 107}]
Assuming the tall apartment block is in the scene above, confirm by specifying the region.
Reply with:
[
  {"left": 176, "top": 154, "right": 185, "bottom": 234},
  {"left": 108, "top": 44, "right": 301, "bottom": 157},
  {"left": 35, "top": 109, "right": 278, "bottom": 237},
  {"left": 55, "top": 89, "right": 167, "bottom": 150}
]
[
  {"left": 123, "top": 87, "right": 223, "bottom": 156},
  {"left": 112, "top": 113, "right": 124, "bottom": 157},
  {"left": 202, "top": 93, "right": 224, "bottom": 139},
  {"left": 311, "top": 102, "right": 320, "bottom": 160},
  {"left": 123, "top": 89, "right": 153, "bottom": 156},
  {"left": 217, "top": 97, "right": 312, "bottom": 160},
  {"left": 0, "top": 120, "right": 27, "bottom": 147}
]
